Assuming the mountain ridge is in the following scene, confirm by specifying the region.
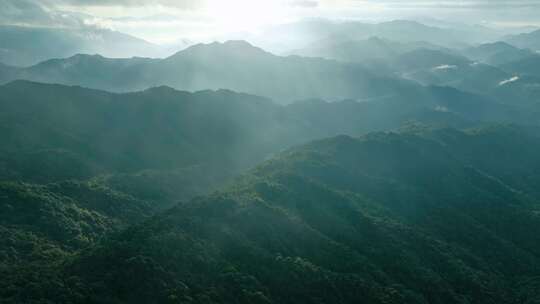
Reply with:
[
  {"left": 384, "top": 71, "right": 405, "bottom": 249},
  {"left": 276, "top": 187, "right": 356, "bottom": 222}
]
[
  {"left": 0, "top": 40, "right": 420, "bottom": 102},
  {"left": 15, "top": 125, "right": 540, "bottom": 304}
]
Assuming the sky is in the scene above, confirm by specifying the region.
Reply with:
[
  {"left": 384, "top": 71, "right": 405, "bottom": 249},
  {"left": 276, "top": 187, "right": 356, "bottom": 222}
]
[{"left": 2, "top": 0, "right": 540, "bottom": 44}]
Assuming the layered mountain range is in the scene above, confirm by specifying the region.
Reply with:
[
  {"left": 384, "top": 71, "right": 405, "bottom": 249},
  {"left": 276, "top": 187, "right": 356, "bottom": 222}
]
[{"left": 2, "top": 18, "right": 540, "bottom": 304}]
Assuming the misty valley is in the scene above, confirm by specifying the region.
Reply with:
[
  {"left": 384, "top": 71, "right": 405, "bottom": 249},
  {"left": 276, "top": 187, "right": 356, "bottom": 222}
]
[{"left": 2, "top": 1, "right": 540, "bottom": 303}]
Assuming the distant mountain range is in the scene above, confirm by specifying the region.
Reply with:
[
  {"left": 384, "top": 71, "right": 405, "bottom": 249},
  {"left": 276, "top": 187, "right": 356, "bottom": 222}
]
[
  {"left": 463, "top": 41, "right": 536, "bottom": 65},
  {"left": 2, "top": 38, "right": 539, "bottom": 105},
  {"left": 499, "top": 55, "right": 540, "bottom": 78},
  {"left": 255, "top": 19, "right": 503, "bottom": 53},
  {"left": 505, "top": 29, "right": 540, "bottom": 52},
  {"left": 0, "top": 25, "right": 168, "bottom": 67},
  {"left": 0, "top": 40, "right": 422, "bottom": 102},
  {"left": 1, "top": 18, "right": 524, "bottom": 68},
  {"left": 289, "top": 36, "right": 451, "bottom": 63},
  {"left": 3, "top": 18, "right": 540, "bottom": 304}
]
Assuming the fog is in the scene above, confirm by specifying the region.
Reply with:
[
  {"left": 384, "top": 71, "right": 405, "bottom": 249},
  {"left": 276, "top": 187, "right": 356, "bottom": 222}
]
[{"left": 2, "top": 0, "right": 540, "bottom": 45}]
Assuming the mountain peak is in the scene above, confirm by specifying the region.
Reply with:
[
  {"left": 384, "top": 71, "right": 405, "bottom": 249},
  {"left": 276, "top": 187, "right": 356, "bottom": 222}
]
[
  {"left": 383, "top": 19, "right": 430, "bottom": 28},
  {"left": 477, "top": 41, "right": 517, "bottom": 50},
  {"left": 168, "top": 40, "right": 270, "bottom": 60},
  {"left": 222, "top": 40, "right": 255, "bottom": 48},
  {"left": 143, "top": 85, "right": 179, "bottom": 94},
  {"left": 35, "top": 53, "right": 106, "bottom": 66}
]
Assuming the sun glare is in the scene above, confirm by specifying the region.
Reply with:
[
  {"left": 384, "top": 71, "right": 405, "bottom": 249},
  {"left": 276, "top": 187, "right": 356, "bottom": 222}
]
[{"left": 205, "top": 0, "right": 288, "bottom": 33}]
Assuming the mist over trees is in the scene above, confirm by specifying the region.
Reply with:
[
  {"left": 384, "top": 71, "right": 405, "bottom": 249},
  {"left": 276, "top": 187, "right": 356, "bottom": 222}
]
[{"left": 2, "top": 7, "right": 540, "bottom": 303}]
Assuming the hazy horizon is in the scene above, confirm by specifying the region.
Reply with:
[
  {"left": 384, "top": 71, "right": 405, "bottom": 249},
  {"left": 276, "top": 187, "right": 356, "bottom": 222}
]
[
  {"left": 2, "top": 0, "right": 540, "bottom": 45},
  {"left": 3, "top": 1, "right": 540, "bottom": 303}
]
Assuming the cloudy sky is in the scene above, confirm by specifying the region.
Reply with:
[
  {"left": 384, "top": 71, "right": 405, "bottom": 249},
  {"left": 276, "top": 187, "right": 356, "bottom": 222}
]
[{"left": 2, "top": 0, "right": 540, "bottom": 44}]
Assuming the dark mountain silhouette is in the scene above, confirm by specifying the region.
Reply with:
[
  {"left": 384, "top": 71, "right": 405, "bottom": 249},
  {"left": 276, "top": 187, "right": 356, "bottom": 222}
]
[{"left": 0, "top": 80, "right": 530, "bottom": 185}]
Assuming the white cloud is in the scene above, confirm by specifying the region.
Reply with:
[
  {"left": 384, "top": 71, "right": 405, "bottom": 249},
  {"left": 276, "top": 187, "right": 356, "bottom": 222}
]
[
  {"left": 499, "top": 76, "right": 520, "bottom": 86},
  {"left": 435, "top": 105, "right": 450, "bottom": 112},
  {"left": 3, "top": 0, "right": 540, "bottom": 45},
  {"left": 433, "top": 65, "right": 458, "bottom": 71}
]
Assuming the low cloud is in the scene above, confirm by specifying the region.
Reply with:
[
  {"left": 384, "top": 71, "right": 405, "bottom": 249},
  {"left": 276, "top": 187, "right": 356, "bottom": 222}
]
[
  {"left": 435, "top": 105, "right": 450, "bottom": 112},
  {"left": 499, "top": 76, "right": 520, "bottom": 86},
  {"left": 433, "top": 64, "right": 458, "bottom": 71},
  {"left": 3, "top": 0, "right": 540, "bottom": 45}
]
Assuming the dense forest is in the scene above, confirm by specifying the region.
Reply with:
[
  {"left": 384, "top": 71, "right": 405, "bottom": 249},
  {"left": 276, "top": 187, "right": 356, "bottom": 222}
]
[
  {"left": 3, "top": 125, "right": 540, "bottom": 303},
  {"left": 3, "top": 3, "right": 540, "bottom": 302}
]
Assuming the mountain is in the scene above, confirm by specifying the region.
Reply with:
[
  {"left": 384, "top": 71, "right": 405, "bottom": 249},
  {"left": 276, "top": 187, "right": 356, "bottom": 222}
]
[
  {"left": 0, "top": 178, "right": 169, "bottom": 303},
  {"left": 138, "top": 40, "right": 420, "bottom": 102},
  {"left": 0, "top": 80, "right": 291, "bottom": 183},
  {"left": 499, "top": 55, "right": 540, "bottom": 78},
  {"left": 0, "top": 62, "right": 18, "bottom": 83},
  {"left": 505, "top": 29, "right": 540, "bottom": 52},
  {"left": 2, "top": 81, "right": 540, "bottom": 303},
  {"left": 289, "top": 36, "right": 450, "bottom": 63},
  {"left": 0, "top": 25, "right": 163, "bottom": 67},
  {"left": 4, "top": 40, "right": 537, "bottom": 105},
  {"left": 494, "top": 56, "right": 540, "bottom": 106},
  {"left": 255, "top": 19, "right": 491, "bottom": 53},
  {"left": 379, "top": 49, "right": 508, "bottom": 93},
  {"left": 16, "top": 54, "right": 158, "bottom": 92},
  {"left": 3, "top": 80, "right": 534, "bottom": 175},
  {"left": 1, "top": 79, "right": 535, "bottom": 199},
  {"left": 12, "top": 125, "right": 540, "bottom": 303},
  {"left": 0, "top": 40, "right": 423, "bottom": 103},
  {"left": 357, "top": 48, "right": 540, "bottom": 106},
  {"left": 392, "top": 49, "right": 471, "bottom": 71},
  {"left": 462, "top": 42, "right": 535, "bottom": 66}
]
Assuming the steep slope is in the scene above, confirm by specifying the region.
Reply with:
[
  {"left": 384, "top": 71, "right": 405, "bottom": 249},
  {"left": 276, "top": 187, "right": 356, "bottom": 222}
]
[
  {"left": 28, "top": 125, "right": 540, "bottom": 304},
  {"left": 0, "top": 179, "right": 162, "bottom": 303}
]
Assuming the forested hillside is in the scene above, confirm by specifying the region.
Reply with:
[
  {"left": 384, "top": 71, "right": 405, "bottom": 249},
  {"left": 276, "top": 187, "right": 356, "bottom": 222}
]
[
  {"left": 2, "top": 6, "right": 540, "bottom": 302},
  {"left": 4, "top": 125, "right": 540, "bottom": 303}
]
